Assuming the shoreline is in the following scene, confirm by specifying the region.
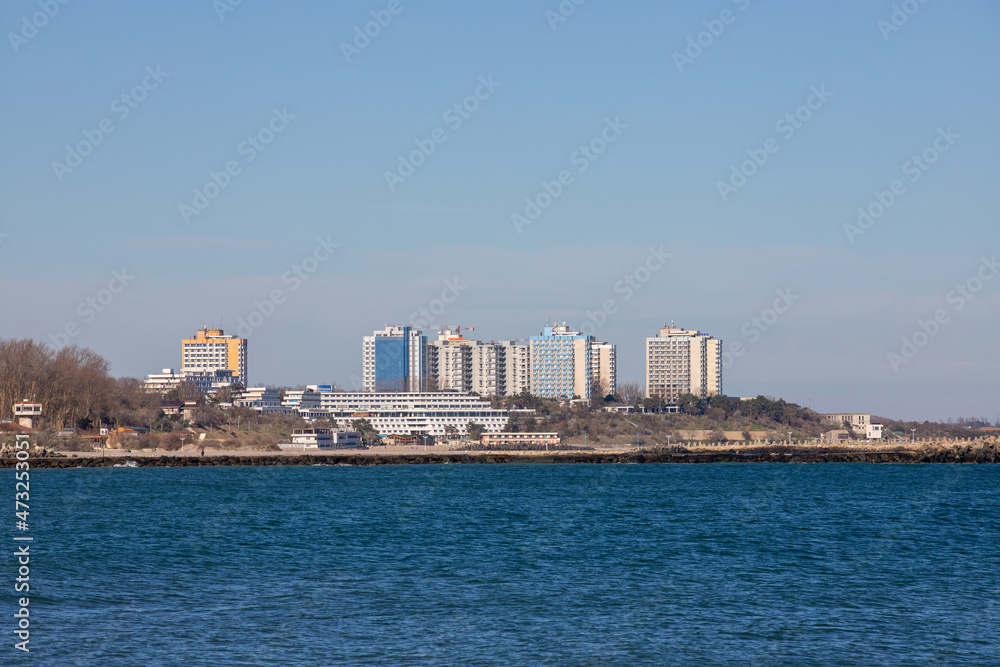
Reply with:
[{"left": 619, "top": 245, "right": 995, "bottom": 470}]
[{"left": 6, "top": 445, "right": 1000, "bottom": 467}]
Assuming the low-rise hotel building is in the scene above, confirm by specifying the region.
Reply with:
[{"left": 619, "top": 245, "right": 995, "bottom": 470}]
[
  {"left": 144, "top": 369, "right": 186, "bottom": 394},
  {"left": 299, "top": 391, "right": 509, "bottom": 437},
  {"left": 822, "top": 414, "right": 883, "bottom": 439},
  {"left": 234, "top": 387, "right": 288, "bottom": 414},
  {"left": 480, "top": 433, "right": 561, "bottom": 448},
  {"left": 288, "top": 428, "right": 363, "bottom": 449},
  {"left": 822, "top": 413, "right": 871, "bottom": 428},
  {"left": 143, "top": 368, "right": 236, "bottom": 396}
]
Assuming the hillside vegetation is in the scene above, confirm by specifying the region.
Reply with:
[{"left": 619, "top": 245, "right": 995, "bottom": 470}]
[{"left": 499, "top": 393, "right": 826, "bottom": 445}]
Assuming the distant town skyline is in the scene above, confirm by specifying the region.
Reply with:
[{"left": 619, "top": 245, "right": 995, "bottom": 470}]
[{"left": 2, "top": 1, "right": 998, "bottom": 422}]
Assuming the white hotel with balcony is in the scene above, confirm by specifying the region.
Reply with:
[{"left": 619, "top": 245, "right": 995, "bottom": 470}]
[{"left": 298, "top": 391, "right": 509, "bottom": 437}]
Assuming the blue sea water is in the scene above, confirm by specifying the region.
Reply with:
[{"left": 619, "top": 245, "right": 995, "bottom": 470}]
[{"left": 13, "top": 464, "right": 1000, "bottom": 665}]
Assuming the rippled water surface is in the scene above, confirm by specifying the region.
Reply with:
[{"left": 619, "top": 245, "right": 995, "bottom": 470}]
[{"left": 23, "top": 464, "right": 1000, "bottom": 664}]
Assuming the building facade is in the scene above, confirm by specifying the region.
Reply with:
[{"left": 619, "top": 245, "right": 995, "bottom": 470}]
[
  {"left": 425, "top": 331, "right": 531, "bottom": 398},
  {"left": 362, "top": 326, "right": 428, "bottom": 392},
  {"left": 181, "top": 328, "right": 247, "bottom": 387},
  {"left": 13, "top": 401, "right": 42, "bottom": 429},
  {"left": 645, "top": 324, "right": 722, "bottom": 400},
  {"left": 822, "top": 413, "right": 871, "bottom": 428},
  {"left": 288, "top": 429, "right": 363, "bottom": 449},
  {"left": 144, "top": 369, "right": 186, "bottom": 394},
  {"left": 480, "top": 432, "right": 561, "bottom": 448},
  {"left": 297, "top": 391, "right": 509, "bottom": 437},
  {"left": 144, "top": 368, "right": 236, "bottom": 396},
  {"left": 499, "top": 340, "right": 531, "bottom": 396},
  {"left": 590, "top": 341, "right": 617, "bottom": 398},
  {"left": 427, "top": 330, "right": 475, "bottom": 393},
  {"left": 529, "top": 324, "right": 593, "bottom": 400},
  {"left": 233, "top": 387, "right": 287, "bottom": 413},
  {"left": 282, "top": 385, "right": 332, "bottom": 411}
]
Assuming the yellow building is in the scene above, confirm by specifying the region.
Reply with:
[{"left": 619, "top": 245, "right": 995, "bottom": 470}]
[{"left": 181, "top": 328, "right": 247, "bottom": 387}]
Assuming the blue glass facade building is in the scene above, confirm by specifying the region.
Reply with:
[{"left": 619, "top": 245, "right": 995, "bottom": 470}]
[
  {"left": 375, "top": 334, "right": 409, "bottom": 390},
  {"left": 362, "top": 325, "right": 428, "bottom": 392}
]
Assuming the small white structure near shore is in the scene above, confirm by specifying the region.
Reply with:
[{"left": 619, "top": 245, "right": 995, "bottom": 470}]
[
  {"left": 284, "top": 429, "right": 363, "bottom": 450},
  {"left": 13, "top": 401, "right": 42, "bottom": 429},
  {"left": 823, "top": 413, "right": 883, "bottom": 440}
]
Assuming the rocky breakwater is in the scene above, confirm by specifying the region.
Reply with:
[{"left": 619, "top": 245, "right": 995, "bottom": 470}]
[
  {"left": 1, "top": 454, "right": 521, "bottom": 468},
  {"left": 0, "top": 443, "right": 64, "bottom": 459},
  {"left": 2, "top": 438, "right": 998, "bottom": 467}
]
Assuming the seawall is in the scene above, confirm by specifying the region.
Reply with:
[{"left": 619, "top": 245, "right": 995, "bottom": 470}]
[{"left": 5, "top": 446, "right": 1000, "bottom": 467}]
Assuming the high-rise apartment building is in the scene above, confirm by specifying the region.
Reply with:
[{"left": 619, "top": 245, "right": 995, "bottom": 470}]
[
  {"left": 181, "top": 328, "right": 247, "bottom": 387},
  {"left": 529, "top": 323, "right": 593, "bottom": 400},
  {"left": 362, "top": 326, "right": 428, "bottom": 392},
  {"left": 470, "top": 341, "right": 501, "bottom": 396},
  {"left": 498, "top": 340, "right": 530, "bottom": 397},
  {"left": 591, "top": 341, "right": 617, "bottom": 398},
  {"left": 645, "top": 324, "right": 722, "bottom": 401},
  {"left": 426, "top": 331, "right": 530, "bottom": 397},
  {"left": 427, "top": 330, "right": 475, "bottom": 393}
]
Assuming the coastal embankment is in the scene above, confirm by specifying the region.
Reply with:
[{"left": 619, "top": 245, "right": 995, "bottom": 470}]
[{"left": 6, "top": 439, "right": 1000, "bottom": 467}]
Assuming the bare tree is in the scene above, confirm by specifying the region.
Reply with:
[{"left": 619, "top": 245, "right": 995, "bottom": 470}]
[
  {"left": 0, "top": 338, "right": 156, "bottom": 431},
  {"left": 616, "top": 380, "right": 644, "bottom": 406}
]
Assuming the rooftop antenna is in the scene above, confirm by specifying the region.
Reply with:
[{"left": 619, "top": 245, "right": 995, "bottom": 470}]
[{"left": 670, "top": 318, "right": 674, "bottom": 327}]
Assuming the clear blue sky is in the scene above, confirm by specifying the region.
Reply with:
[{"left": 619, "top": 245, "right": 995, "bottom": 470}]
[{"left": 2, "top": 0, "right": 998, "bottom": 421}]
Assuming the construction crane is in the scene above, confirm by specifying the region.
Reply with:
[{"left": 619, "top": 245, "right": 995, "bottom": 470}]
[{"left": 437, "top": 325, "right": 476, "bottom": 335}]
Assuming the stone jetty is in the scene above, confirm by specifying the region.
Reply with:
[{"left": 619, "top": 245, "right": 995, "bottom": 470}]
[{"left": 4, "top": 439, "right": 1000, "bottom": 467}]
